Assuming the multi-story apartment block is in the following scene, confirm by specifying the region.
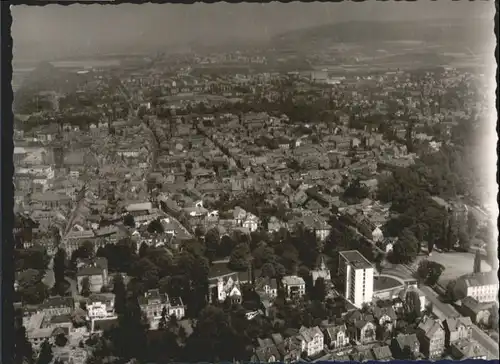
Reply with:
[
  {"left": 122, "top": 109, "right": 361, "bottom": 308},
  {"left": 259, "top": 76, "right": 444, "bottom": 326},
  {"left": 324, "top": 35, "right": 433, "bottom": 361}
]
[
  {"left": 454, "top": 272, "right": 499, "bottom": 303},
  {"left": 338, "top": 250, "right": 374, "bottom": 308}
]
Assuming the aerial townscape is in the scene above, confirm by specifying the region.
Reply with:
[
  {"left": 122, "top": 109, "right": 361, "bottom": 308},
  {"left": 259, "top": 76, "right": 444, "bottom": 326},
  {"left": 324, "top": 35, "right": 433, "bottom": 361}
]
[{"left": 11, "top": 3, "right": 497, "bottom": 364}]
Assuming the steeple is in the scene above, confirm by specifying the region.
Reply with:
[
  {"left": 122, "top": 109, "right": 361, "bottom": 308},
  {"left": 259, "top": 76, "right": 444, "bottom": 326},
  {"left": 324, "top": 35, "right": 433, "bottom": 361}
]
[{"left": 319, "top": 255, "right": 326, "bottom": 271}]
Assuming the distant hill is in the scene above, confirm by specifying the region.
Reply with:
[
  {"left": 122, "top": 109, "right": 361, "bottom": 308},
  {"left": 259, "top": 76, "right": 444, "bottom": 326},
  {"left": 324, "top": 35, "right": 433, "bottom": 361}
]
[
  {"left": 16, "top": 60, "right": 91, "bottom": 95},
  {"left": 13, "top": 61, "right": 90, "bottom": 112},
  {"left": 270, "top": 19, "right": 490, "bottom": 50},
  {"left": 17, "top": 61, "right": 65, "bottom": 93}
]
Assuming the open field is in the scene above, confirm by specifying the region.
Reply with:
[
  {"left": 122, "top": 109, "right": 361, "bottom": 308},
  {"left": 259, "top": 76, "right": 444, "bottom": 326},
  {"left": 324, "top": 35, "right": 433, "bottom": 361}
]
[
  {"left": 380, "top": 262, "right": 413, "bottom": 281},
  {"left": 373, "top": 276, "right": 402, "bottom": 291},
  {"left": 415, "top": 251, "right": 493, "bottom": 285}
]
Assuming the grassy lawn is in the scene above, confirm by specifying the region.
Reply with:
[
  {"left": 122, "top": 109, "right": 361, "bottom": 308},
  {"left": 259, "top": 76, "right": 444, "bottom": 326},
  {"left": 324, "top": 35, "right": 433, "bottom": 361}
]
[
  {"left": 373, "top": 276, "right": 402, "bottom": 291},
  {"left": 415, "top": 251, "right": 493, "bottom": 285}
]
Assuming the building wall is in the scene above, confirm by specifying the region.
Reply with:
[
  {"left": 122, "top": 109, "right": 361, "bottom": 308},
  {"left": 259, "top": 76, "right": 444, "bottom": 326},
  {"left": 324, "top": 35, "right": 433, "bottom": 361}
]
[
  {"left": 344, "top": 264, "right": 351, "bottom": 302},
  {"left": 429, "top": 329, "right": 445, "bottom": 358},
  {"left": 168, "top": 306, "right": 185, "bottom": 320},
  {"left": 448, "top": 325, "right": 471, "bottom": 347},
  {"left": 315, "top": 228, "right": 330, "bottom": 242},
  {"left": 349, "top": 267, "right": 374, "bottom": 308},
  {"left": 364, "top": 268, "right": 374, "bottom": 304},
  {"left": 42, "top": 307, "right": 72, "bottom": 317},
  {"left": 332, "top": 332, "right": 349, "bottom": 349},
  {"left": 87, "top": 302, "right": 113, "bottom": 319},
  {"left": 306, "top": 334, "right": 324, "bottom": 357},
  {"left": 353, "top": 269, "right": 364, "bottom": 306},
  {"left": 466, "top": 283, "right": 499, "bottom": 303}
]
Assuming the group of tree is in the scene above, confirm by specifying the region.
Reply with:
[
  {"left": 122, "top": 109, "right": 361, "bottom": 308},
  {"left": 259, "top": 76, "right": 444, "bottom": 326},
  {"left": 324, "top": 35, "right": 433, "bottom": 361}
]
[
  {"left": 388, "top": 228, "right": 420, "bottom": 264},
  {"left": 88, "top": 301, "right": 263, "bottom": 363},
  {"left": 52, "top": 248, "right": 68, "bottom": 296},
  {"left": 146, "top": 218, "right": 164, "bottom": 234},
  {"left": 403, "top": 289, "right": 422, "bottom": 323},
  {"left": 101, "top": 239, "right": 209, "bottom": 318},
  {"left": 70, "top": 240, "right": 95, "bottom": 265},
  {"left": 95, "top": 238, "right": 138, "bottom": 275},
  {"left": 18, "top": 244, "right": 76, "bottom": 302},
  {"left": 15, "top": 246, "right": 50, "bottom": 272},
  {"left": 379, "top": 170, "right": 457, "bottom": 255},
  {"left": 416, "top": 260, "right": 445, "bottom": 286},
  {"left": 342, "top": 178, "right": 370, "bottom": 204},
  {"left": 16, "top": 268, "right": 49, "bottom": 305},
  {"left": 14, "top": 309, "right": 34, "bottom": 364}
]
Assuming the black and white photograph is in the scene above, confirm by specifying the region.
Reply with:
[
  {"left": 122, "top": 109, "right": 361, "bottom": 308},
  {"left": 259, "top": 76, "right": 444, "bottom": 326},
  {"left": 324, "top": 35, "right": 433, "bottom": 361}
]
[{"left": 8, "top": 2, "right": 498, "bottom": 363}]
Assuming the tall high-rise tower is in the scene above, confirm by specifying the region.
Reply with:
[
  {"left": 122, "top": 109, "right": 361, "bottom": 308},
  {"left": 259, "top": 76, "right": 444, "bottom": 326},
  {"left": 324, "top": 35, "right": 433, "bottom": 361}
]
[{"left": 338, "top": 250, "right": 374, "bottom": 308}]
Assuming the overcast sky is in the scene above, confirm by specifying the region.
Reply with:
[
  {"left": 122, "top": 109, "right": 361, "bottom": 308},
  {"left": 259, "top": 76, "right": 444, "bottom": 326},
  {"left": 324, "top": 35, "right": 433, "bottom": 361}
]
[{"left": 12, "top": 1, "right": 494, "bottom": 62}]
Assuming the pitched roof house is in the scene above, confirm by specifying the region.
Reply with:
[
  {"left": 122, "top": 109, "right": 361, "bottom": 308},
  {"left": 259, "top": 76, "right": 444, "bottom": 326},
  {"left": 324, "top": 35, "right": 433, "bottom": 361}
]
[
  {"left": 298, "top": 326, "right": 324, "bottom": 358},
  {"left": 323, "top": 323, "right": 349, "bottom": 350},
  {"left": 443, "top": 316, "right": 473, "bottom": 348},
  {"left": 345, "top": 311, "right": 377, "bottom": 344},
  {"left": 450, "top": 339, "right": 488, "bottom": 360},
  {"left": 372, "top": 345, "right": 394, "bottom": 360},
  {"left": 391, "top": 333, "right": 421, "bottom": 359},
  {"left": 416, "top": 317, "right": 445, "bottom": 359},
  {"left": 459, "top": 296, "right": 494, "bottom": 326}
]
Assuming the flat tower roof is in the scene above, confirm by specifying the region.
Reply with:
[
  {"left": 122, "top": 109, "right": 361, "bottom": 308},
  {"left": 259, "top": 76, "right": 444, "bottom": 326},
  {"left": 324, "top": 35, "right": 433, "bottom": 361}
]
[{"left": 339, "top": 250, "right": 373, "bottom": 270}]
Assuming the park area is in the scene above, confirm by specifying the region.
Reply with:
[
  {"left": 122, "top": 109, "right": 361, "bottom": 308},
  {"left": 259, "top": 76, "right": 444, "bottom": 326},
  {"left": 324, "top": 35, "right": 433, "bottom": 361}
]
[
  {"left": 414, "top": 251, "right": 493, "bottom": 285},
  {"left": 373, "top": 275, "right": 404, "bottom": 292}
]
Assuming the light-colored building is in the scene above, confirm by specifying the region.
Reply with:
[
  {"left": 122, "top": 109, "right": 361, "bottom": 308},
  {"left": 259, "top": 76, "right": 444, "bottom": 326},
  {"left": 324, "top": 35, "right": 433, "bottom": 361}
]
[
  {"left": 208, "top": 264, "right": 250, "bottom": 305},
  {"left": 338, "top": 250, "right": 374, "bottom": 308},
  {"left": 324, "top": 324, "right": 349, "bottom": 350},
  {"left": 208, "top": 273, "right": 244, "bottom": 304},
  {"left": 86, "top": 293, "right": 115, "bottom": 320},
  {"left": 233, "top": 206, "right": 260, "bottom": 232},
  {"left": 372, "top": 226, "right": 384, "bottom": 243},
  {"left": 256, "top": 277, "right": 278, "bottom": 299},
  {"left": 298, "top": 326, "right": 324, "bottom": 357},
  {"left": 282, "top": 275, "right": 306, "bottom": 300},
  {"left": 454, "top": 272, "right": 499, "bottom": 303},
  {"left": 167, "top": 297, "right": 185, "bottom": 320}
]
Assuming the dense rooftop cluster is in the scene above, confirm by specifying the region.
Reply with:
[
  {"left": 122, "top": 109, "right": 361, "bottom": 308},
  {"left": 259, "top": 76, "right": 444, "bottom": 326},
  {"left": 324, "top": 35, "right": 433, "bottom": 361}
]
[{"left": 12, "top": 36, "right": 497, "bottom": 364}]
